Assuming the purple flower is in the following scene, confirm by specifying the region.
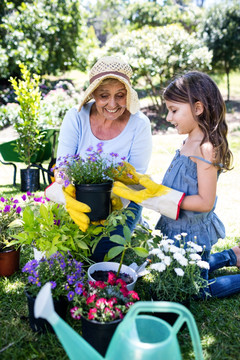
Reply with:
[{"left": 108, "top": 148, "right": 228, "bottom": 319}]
[
  {"left": 110, "top": 152, "right": 119, "bottom": 158},
  {"left": 67, "top": 291, "right": 75, "bottom": 301},
  {"left": 64, "top": 179, "right": 70, "bottom": 187},
  {"left": 86, "top": 146, "right": 93, "bottom": 152},
  {"left": 3, "top": 205, "right": 11, "bottom": 213},
  {"left": 67, "top": 275, "right": 75, "bottom": 285},
  {"left": 1, "top": 197, "right": 5, "bottom": 202},
  {"left": 16, "top": 206, "right": 22, "bottom": 214},
  {"left": 27, "top": 191, "right": 33, "bottom": 196},
  {"left": 51, "top": 281, "right": 57, "bottom": 289}
]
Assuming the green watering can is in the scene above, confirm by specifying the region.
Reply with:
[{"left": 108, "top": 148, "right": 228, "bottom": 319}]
[{"left": 34, "top": 283, "right": 204, "bottom": 360}]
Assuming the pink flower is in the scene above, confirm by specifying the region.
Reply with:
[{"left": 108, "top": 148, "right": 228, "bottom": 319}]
[
  {"left": 104, "top": 308, "right": 115, "bottom": 318},
  {"left": 126, "top": 302, "right": 134, "bottom": 308},
  {"left": 96, "top": 298, "right": 107, "bottom": 308},
  {"left": 120, "top": 287, "right": 129, "bottom": 297},
  {"left": 70, "top": 306, "right": 81, "bottom": 320},
  {"left": 88, "top": 308, "right": 97, "bottom": 320},
  {"left": 116, "top": 278, "right": 127, "bottom": 289},
  {"left": 128, "top": 291, "right": 140, "bottom": 300},
  {"left": 107, "top": 272, "right": 116, "bottom": 285},
  {"left": 94, "top": 281, "right": 107, "bottom": 289},
  {"left": 86, "top": 294, "right": 97, "bottom": 305},
  {"left": 115, "top": 307, "right": 124, "bottom": 319}
]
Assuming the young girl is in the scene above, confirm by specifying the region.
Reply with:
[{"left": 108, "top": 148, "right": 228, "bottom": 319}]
[{"left": 113, "top": 71, "right": 240, "bottom": 298}]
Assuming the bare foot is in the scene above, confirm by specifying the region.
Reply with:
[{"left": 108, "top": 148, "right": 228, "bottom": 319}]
[{"left": 232, "top": 246, "right": 240, "bottom": 268}]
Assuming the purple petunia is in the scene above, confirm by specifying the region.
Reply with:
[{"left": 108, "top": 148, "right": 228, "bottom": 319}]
[{"left": 3, "top": 205, "right": 11, "bottom": 213}]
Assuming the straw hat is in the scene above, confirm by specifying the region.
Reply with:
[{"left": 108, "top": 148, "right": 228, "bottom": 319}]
[{"left": 78, "top": 56, "right": 140, "bottom": 114}]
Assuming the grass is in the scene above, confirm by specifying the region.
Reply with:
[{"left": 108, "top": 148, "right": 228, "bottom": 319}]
[{"left": 1, "top": 74, "right": 240, "bottom": 359}]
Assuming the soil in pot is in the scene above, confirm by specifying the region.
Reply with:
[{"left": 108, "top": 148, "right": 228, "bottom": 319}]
[
  {"left": 91, "top": 270, "right": 133, "bottom": 285},
  {"left": 0, "top": 247, "right": 20, "bottom": 277}
]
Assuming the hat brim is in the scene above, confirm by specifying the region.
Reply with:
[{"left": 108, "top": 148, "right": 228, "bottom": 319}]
[{"left": 78, "top": 74, "right": 140, "bottom": 114}]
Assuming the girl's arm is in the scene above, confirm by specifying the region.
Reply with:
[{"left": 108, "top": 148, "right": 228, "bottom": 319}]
[{"left": 180, "top": 158, "right": 218, "bottom": 212}]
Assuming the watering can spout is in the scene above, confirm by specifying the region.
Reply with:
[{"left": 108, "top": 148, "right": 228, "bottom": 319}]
[{"left": 34, "top": 282, "right": 103, "bottom": 360}]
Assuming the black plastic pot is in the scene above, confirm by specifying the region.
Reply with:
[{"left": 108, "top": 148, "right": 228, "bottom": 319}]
[
  {"left": 81, "top": 316, "right": 121, "bottom": 356},
  {"left": 75, "top": 181, "right": 113, "bottom": 221},
  {"left": 20, "top": 168, "right": 40, "bottom": 192},
  {"left": 0, "top": 247, "right": 20, "bottom": 277},
  {"left": 25, "top": 290, "right": 68, "bottom": 333}
]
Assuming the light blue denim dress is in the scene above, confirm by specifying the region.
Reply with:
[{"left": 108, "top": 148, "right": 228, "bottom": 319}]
[{"left": 156, "top": 149, "right": 225, "bottom": 252}]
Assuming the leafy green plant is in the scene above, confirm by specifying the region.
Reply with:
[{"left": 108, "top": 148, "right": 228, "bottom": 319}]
[
  {"left": 104, "top": 210, "right": 149, "bottom": 277},
  {"left": 9, "top": 63, "right": 45, "bottom": 167},
  {"left": 11, "top": 200, "right": 102, "bottom": 263}
]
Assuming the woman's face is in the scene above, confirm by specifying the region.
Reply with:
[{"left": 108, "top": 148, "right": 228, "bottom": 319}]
[{"left": 92, "top": 80, "right": 127, "bottom": 120}]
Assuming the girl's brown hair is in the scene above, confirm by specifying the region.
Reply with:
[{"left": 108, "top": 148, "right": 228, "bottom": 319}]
[{"left": 163, "top": 71, "right": 233, "bottom": 171}]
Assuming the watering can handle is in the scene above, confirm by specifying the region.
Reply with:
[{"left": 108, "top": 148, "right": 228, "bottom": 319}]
[{"left": 124, "top": 301, "right": 204, "bottom": 360}]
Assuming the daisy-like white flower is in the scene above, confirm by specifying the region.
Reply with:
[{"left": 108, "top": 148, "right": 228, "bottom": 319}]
[
  {"left": 173, "top": 252, "right": 188, "bottom": 266},
  {"left": 150, "top": 262, "right": 166, "bottom": 272},
  {"left": 174, "top": 234, "right": 182, "bottom": 241},
  {"left": 169, "top": 244, "right": 182, "bottom": 253},
  {"left": 187, "top": 241, "right": 203, "bottom": 253},
  {"left": 174, "top": 268, "right": 184, "bottom": 276},
  {"left": 197, "top": 260, "right": 210, "bottom": 270},
  {"left": 163, "top": 256, "right": 171, "bottom": 266},
  {"left": 189, "top": 253, "right": 202, "bottom": 261},
  {"left": 181, "top": 232, "right": 188, "bottom": 237},
  {"left": 149, "top": 248, "right": 162, "bottom": 256}
]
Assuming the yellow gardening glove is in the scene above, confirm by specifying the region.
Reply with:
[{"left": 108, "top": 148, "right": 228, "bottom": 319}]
[
  {"left": 113, "top": 161, "right": 149, "bottom": 185},
  {"left": 112, "top": 176, "right": 185, "bottom": 220},
  {"left": 45, "top": 182, "right": 91, "bottom": 232},
  {"left": 63, "top": 185, "right": 91, "bottom": 232}
]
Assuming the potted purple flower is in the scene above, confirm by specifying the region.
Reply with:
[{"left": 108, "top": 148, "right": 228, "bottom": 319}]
[
  {"left": 0, "top": 192, "right": 37, "bottom": 277},
  {"left": 55, "top": 143, "right": 126, "bottom": 221},
  {"left": 22, "top": 251, "right": 85, "bottom": 333}
]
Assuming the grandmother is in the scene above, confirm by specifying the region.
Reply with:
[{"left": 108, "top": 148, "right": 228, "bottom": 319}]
[{"left": 47, "top": 56, "right": 153, "bottom": 261}]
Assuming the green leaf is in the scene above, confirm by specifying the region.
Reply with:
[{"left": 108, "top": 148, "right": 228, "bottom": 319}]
[
  {"left": 107, "top": 246, "right": 124, "bottom": 260},
  {"left": 110, "top": 235, "right": 126, "bottom": 245},
  {"left": 77, "top": 240, "right": 89, "bottom": 250},
  {"left": 39, "top": 204, "right": 49, "bottom": 221},
  {"left": 123, "top": 226, "right": 132, "bottom": 243},
  {"left": 133, "top": 247, "right": 149, "bottom": 257}
]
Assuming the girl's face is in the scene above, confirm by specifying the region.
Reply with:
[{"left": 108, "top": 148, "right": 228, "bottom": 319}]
[
  {"left": 165, "top": 100, "right": 200, "bottom": 135},
  {"left": 92, "top": 81, "right": 127, "bottom": 120}
]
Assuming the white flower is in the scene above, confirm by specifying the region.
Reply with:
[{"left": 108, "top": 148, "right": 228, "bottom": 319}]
[
  {"left": 197, "top": 260, "right": 210, "bottom": 270},
  {"left": 151, "top": 229, "right": 162, "bottom": 237},
  {"left": 149, "top": 248, "right": 161, "bottom": 256},
  {"left": 181, "top": 232, "right": 188, "bottom": 237},
  {"left": 174, "top": 234, "right": 182, "bottom": 241},
  {"left": 169, "top": 244, "right": 182, "bottom": 253},
  {"left": 189, "top": 253, "right": 202, "bottom": 261},
  {"left": 173, "top": 252, "right": 188, "bottom": 266},
  {"left": 163, "top": 256, "right": 171, "bottom": 266},
  {"left": 187, "top": 241, "right": 203, "bottom": 253},
  {"left": 150, "top": 262, "right": 166, "bottom": 272},
  {"left": 156, "top": 251, "right": 165, "bottom": 260},
  {"left": 174, "top": 268, "right": 184, "bottom": 276}
]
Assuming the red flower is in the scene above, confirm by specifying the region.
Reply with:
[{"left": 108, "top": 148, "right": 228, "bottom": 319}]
[
  {"left": 104, "top": 307, "right": 115, "bottom": 318},
  {"left": 107, "top": 272, "right": 117, "bottom": 285},
  {"left": 88, "top": 308, "right": 97, "bottom": 320},
  {"left": 120, "top": 287, "right": 129, "bottom": 297},
  {"left": 94, "top": 281, "right": 107, "bottom": 289},
  {"left": 116, "top": 278, "right": 127, "bottom": 289},
  {"left": 115, "top": 307, "right": 124, "bottom": 319},
  {"left": 86, "top": 294, "right": 97, "bottom": 305},
  {"left": 128, "top": 290, "right": 140, "bottom": 300},
  {"left": 70, "top": 306, "right": 81, "bottom": 320}
]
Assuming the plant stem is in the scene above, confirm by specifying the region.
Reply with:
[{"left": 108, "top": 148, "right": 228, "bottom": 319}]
[{"left": 116, "top": 248, "right": 126, "bottom": 278}]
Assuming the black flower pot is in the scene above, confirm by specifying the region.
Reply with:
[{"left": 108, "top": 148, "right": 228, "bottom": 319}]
[
  {"left": 81, "top": 316, "right": 121, "bottom": 356},
  {"left": 75, "top": 181, "right": 113, "bottom": 221},
  {"left": 25, "top": 290, "right": 68, "bottom": 333},
  {"left": 20, "top": 168, "right": 40, "bottom": 192}
]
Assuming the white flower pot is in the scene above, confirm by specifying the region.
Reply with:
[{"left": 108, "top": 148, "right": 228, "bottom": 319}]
[{"left": 87, "top": 262, "right": 138, "bottom": 290}]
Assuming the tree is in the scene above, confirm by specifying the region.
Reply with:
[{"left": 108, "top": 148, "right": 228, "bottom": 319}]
[
  {"left": 202, "top": 1, "right": 240, "bottom": 100},
  {"left": 100, "top": 24, "right": 212, "bottom": 112},
  {"left": 127, "top": 1, "right": 203, "bottom": 33},
  {"left": 0, "top": 0, "right": 91, "bottom": 79}
]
